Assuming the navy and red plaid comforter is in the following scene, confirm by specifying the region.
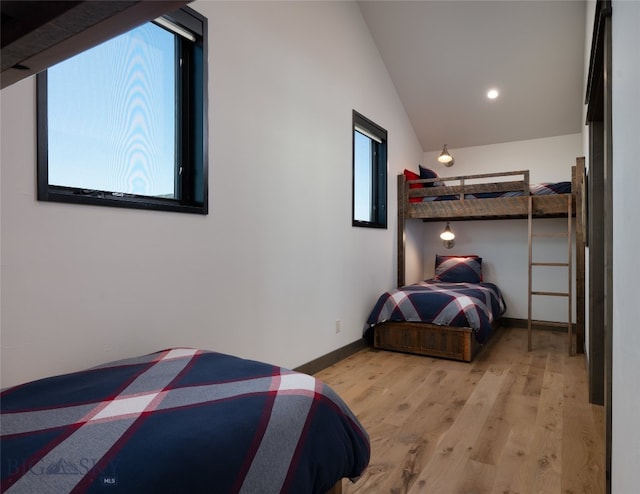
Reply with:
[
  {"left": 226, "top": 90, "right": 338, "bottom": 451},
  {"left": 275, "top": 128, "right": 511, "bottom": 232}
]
[
  {"left": 365, "top": 281, "right": 506, "bottom": 343},
  {"left": 1, "top": 348, "right": 370, "bottom": 494},
  {"left": 423, "top": 181, "right": 571, "bottom": 201}
]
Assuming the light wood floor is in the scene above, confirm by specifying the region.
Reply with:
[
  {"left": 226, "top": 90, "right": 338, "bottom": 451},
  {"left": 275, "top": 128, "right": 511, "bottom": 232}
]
[{"left": 316, "top": 326, "right": 605, "bottom": 494}]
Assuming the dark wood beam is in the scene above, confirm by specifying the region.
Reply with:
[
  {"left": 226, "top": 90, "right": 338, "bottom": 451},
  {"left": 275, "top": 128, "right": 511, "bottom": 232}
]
[{"left": 1, "top": 0, "right": 192, "bottom": 89}]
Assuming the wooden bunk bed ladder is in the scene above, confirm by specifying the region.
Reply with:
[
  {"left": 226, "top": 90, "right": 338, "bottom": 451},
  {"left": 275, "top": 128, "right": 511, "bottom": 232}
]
[{"left": 527, "top": 194, "right": 574, "bottom": 355}]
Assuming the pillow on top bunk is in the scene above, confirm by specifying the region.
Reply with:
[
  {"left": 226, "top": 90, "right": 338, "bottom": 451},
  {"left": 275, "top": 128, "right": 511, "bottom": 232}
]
[
  {"left": 434, "top": 255, "right": 483, "bottom": 283},
  {"left": 418, "top": 165, "right": 441, "bottom": 187},
  {"left": 404, "top": 169, "right": 423, "bottom": 203},
  {"left": 530, "top": 182, "right": 572, "bottom": 195}
]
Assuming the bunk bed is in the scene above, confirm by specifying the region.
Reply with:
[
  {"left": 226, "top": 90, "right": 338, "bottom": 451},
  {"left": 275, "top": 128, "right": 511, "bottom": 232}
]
[{"left": 371, "top": 158, "right": 586, "bottom": 362}]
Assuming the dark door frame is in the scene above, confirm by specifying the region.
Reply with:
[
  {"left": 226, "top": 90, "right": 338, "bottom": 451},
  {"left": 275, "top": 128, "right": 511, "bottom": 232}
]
[{"left": 584, "top": 1, "right": 612, "bottom": 492}]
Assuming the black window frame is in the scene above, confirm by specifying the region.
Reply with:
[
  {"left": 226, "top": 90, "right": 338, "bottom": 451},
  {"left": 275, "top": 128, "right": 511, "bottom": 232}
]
[
  {"left": 36, "top": 6, "right": 208, "bottom": 215},
  {"left": 352, "top": 110, "right": 387, "bottom": 228}
]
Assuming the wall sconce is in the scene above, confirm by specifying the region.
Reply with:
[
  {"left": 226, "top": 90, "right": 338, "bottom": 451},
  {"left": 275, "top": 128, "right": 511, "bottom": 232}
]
[
  {"left": 437, "top": 144, "right": 455, "bottom": 167},
  {"left": 440, "top": 222, "right": 455, "bottom": 249}
]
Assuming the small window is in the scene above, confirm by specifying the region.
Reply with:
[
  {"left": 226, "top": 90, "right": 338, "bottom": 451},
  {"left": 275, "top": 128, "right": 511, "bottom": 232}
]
[
  {"left": 352, "top": 110, "right": 387, "bottom": 228},
  {"left": 37, "top": 7, "right": 207, "bottom": 214}
]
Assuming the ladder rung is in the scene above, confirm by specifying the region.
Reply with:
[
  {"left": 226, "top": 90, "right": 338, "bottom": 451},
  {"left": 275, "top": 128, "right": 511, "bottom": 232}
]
[
  {"left": 531, "top": 290, "right": 569, "bottom": 297},
  {"left": 531, "top": 233, "right": 569, "bottom": 238},
  {"left": 531, "top": 262, "right": 569, "bottom": 267}
]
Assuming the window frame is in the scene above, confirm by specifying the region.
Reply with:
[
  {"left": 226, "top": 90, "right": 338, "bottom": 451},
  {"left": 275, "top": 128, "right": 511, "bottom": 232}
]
[
  {"left": 352, "top": 110, "right": 387, "bottom": 228},
  {"left": 36, "top": 6, "right": 208, "bottom": 215}
]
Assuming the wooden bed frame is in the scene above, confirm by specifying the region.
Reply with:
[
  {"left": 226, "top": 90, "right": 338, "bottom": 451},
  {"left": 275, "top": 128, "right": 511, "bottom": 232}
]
[
  {"left": 401, "top": 169, "right": 578, "bottom": 222},
  {"left": 374, "top": 158, "right": 586, "bottom": 361},
  {"left": 374, "top": 321, "right": 483, "bottom": 362}
]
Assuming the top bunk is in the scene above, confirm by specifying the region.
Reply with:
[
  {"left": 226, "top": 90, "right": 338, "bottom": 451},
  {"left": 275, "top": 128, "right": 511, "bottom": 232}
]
[{"left": 398, "top": 158, "right": 585, "bottom": 222}]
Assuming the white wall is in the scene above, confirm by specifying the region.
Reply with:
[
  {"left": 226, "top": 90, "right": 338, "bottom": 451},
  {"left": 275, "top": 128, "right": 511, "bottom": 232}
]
[
  {"left": 611, "top": 0, "right": 640, "bottom": 490},
  {"left": 0, "top": 1, "right": 424, "bottom": 388},
  {"left": 420, "top": 134, "right": 582, "bottom": 322}
]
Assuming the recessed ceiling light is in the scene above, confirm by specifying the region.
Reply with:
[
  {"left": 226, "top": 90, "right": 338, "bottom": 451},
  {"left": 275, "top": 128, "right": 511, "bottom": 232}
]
[{"left": 487, "top": 89, "right": 499, "bottom": 99}]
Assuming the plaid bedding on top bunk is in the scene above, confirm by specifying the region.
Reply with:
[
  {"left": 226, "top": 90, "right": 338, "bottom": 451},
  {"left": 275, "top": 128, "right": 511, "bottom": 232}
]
[
  {"left": 422, "top": 181, "right": 571, "bottom": 201},
  {"left": 365, "top": 281, "right": 506, "bottom": 344},
  {"left": 1, "top": 348, "right": 370, "bottom": 494}
]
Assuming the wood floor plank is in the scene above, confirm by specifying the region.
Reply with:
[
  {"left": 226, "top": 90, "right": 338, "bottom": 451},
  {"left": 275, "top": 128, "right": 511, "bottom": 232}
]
[
  {"left": 529, "top": 365, "right": 564, "bottom": 493},
  {"left": 323, "top": 349, "right": 403, "bottom": 401},
  {"left": 454, "top": 458, "right": 497, "bottom": 494},
  {"left": 521, "top": 351, "right": 547, "bottom": 397},
  {"left": 561, "top": 351, "right": 606, "bottom": 494},
  {"left": 406, "top": 369, "right": 507, "bottom": 493},
  {"left": 469, "top": 367, "right": 517, "bottom": 466},
  {"left": 490, "top": 427, "right": 536, "bottom": 494},
  {"left": 355, "top": 368, "right": 474, "bottom": 492},
  {"left": 315, "top": 326, "right": 605, "bottom": 494}
]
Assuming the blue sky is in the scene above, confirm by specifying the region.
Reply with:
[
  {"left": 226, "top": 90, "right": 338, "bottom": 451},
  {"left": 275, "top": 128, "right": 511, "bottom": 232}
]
[
  {"left": 354, "top": 131, "right": 373, "bottom": 222},
  {"left": 47, "top": 22, "right": 177, "bottom": 197}
]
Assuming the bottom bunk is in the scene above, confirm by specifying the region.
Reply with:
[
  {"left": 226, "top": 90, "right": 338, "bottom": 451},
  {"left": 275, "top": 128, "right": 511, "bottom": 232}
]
[{"left": 364, "top": 255, "right": 506, "bottom": 362}]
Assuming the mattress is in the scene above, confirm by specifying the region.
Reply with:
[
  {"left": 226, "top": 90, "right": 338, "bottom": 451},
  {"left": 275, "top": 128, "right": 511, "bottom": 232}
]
[{"left": 365, "top": 280, "right": 506, "bottom": 344}]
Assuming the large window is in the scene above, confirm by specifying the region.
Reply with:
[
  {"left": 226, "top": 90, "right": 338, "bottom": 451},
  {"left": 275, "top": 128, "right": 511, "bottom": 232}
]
[
  {"left": 352, "top": 110, "right": 387, "bottom": 228},
  {"left": 37, "top": 7, "right": 207, "bottom": 214}
]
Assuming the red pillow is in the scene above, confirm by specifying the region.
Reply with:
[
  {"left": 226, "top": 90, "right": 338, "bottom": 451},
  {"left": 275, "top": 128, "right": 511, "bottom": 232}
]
[{"left": 404, "top": 169, "right": 422, "bottom": 203}]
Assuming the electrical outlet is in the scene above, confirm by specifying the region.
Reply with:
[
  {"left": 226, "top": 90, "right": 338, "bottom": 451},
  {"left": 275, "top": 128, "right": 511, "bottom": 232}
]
[{"left": 335, "top": 320, "right": 341, "bottom": 334}]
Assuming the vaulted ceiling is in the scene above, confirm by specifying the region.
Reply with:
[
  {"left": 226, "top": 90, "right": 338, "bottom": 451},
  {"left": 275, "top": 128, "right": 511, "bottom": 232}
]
[
  {"left": 358, "top": 0, "right": 587, "bottom": 152},
  {"left": 2, "top": 1, "right": 587, "bottom": 153}
]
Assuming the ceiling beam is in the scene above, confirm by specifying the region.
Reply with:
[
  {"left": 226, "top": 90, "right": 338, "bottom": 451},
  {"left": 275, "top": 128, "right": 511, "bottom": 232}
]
[{"left": 1, "top": 0, "right": 191, "bottom": 90}]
